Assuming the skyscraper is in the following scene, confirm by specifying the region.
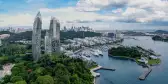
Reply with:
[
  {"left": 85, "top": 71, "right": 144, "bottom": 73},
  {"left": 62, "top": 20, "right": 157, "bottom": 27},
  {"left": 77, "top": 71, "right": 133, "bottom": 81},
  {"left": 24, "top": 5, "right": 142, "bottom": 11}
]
[
  {"left": 49, "top": 17, "right": 60, "bottom": 53},
  {"left": 56, "top": 19, "right": 60, "bottom": 52},
  {"left": 45, "top": 30, "right": 52, "bottom": 54},
  {"left": 32, "top": 12, "right": 42, "bottom": 62}
]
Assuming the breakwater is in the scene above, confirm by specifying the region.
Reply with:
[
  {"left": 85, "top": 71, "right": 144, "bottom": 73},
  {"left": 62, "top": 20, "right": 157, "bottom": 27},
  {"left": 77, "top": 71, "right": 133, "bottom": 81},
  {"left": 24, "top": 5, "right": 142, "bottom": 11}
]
[{"left": 139, "top": 65, "right": 152, "bottom": 80}]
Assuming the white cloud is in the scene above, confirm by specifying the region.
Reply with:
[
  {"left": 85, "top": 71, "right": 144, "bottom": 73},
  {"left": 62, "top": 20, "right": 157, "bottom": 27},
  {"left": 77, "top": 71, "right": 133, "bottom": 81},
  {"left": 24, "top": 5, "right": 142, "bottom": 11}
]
[
  {"left": 0, "top": 13, "right": 34, "bottom": 27},
  {"left": 1, "top": 0, "right": 168, "bottom": 30},
  {"left": 39, "top": 7, "right": 117, "bottom": 23},
  {"left": 77, "top": 0, "right": 168, "bottom": 23},
  {"left": 112, "top": 8, "right": 123, "bottom": 13},
  {"left": 0, "top": 7, "right": 117, "bottom": 29}
]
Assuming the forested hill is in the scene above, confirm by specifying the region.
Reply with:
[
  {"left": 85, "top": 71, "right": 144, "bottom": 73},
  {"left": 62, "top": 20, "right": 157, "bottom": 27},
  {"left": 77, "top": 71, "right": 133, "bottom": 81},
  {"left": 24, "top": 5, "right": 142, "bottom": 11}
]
[
  {"left": 4, "top": 31, "right": 101, "bottom": 42},
  {"left": 0, "top": 31, "right": 14, "bottom": 35},
  {"left": 150, "top": 30, "right": 168, "bottom": 34}
]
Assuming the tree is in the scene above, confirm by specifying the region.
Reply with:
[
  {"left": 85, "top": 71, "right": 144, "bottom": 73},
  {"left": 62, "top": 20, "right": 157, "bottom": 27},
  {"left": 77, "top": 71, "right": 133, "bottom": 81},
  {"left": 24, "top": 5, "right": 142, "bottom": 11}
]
[
  {"left": 35, "top": 67, "right": 46, "bottom": 76},
  {"left": 10, "top": 76, "right": 23, "bottom": 83},
  {"left": 70, "top": 74, "right": 82, "bottom": 84},
  {"left": 15, "top": 80, "right": 27, "bottom": 84},
  {"left": 2, "top": 75, "right": 11, "bottom": 83},
  {"left": 36, "top": 75, "right": 54, "bottom": 84}
]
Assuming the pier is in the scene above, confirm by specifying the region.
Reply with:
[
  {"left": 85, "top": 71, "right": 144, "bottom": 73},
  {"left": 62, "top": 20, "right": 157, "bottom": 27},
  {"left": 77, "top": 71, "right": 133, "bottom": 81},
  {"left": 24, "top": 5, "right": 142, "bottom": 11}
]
[
  {"left": 90, "top": 66, "right": 102, "bottom": 77},
  {"left": 90, "top": 66, "right": 116, "bottom": 78},
  {"left": 100, "top": 67, "right": 116, "bottom": 71},
  {"left": 139, "top": 65, "right": 152, "bottom": 80},
  {"left": 90, "top": 66, "right": 116, "bottom": 84}
]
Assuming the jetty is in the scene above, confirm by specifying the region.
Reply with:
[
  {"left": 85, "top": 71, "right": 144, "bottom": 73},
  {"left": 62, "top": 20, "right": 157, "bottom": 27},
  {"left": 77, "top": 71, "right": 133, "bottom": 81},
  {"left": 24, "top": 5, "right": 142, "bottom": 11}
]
[
  {"left": 139, "top": 65, "right": 152, "bottom": 80},
  {"left": 100, "top": 67, "right": 116, "bottom": 71},
  {"left": 90, "top": 66, "right": 116, "bottom": 84},
  {"left": 90, "top": 66, "right": 116, "bottom": 77},
  {"left": 90, "top": 66, "right": 102, "bottom": 77}
]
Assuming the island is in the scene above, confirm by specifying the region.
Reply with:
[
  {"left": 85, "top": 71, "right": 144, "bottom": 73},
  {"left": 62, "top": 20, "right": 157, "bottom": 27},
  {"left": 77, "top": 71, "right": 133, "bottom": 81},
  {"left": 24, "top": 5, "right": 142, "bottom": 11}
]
[
  {"left": 152, "top": 35, "right": 168, "bottom": 42},
  {"left": 108, "top": 46, "right": 161, "bottom": 80},
  {"left": 122, "top": 31, "right": 147, "bottom": 36},
  {"left": 108, "top": 46, "right": 161, "bottom": 66}
]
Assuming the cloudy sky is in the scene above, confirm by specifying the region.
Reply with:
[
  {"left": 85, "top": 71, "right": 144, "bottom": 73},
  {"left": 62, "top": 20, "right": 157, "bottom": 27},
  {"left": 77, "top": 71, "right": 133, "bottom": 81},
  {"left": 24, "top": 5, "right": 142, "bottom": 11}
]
[{"left": 0, "top": 0, "right": 168, "bottom": 30}]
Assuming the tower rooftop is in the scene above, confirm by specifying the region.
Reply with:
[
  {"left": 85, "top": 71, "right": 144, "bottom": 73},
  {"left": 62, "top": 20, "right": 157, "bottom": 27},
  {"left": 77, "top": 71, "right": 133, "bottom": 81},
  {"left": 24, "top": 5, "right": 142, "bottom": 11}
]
[
  {"left": 36, "top": 11, "right": 41, "bottom": 18},
  {"left": 51, "top": 16, "right": 59, "bottom": 22}
]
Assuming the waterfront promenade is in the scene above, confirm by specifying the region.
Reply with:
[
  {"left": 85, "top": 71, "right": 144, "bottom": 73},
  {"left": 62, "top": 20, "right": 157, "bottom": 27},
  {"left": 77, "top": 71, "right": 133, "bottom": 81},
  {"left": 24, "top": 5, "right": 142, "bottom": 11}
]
[{"left": 90, "top": 66, "right": 102, "bottom": 84}]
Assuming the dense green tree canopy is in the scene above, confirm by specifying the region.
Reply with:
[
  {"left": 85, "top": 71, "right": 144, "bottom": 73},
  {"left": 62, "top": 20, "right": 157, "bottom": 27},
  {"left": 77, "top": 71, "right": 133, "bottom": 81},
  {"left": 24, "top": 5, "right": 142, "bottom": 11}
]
[
  {"left": 5, "top": 31, "right": 101, "bottom": 43},
  {"left": 1, "top": 54, "right": 94, "bottom": 84},
  {"left": 36, "top": 75, "right": 54, "bottom": 84},
  {"left": 152, "top": 35, "right": 168, "bottom": 42},
  {"left": 109, "top": 46, "right": 144, "bottom": 58}
]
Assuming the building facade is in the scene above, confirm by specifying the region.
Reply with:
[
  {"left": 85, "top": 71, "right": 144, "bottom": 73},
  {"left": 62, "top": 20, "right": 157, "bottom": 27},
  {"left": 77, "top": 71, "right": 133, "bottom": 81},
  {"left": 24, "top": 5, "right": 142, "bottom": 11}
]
[
  {"left": 32, "top": 12, "right": 42, "bottom": 62},
  {"left": 44, "top": 31, "right": 52, "bottom": 54},
  {"left": 48, "top": 17, "right": 60, "bottom": 53}
]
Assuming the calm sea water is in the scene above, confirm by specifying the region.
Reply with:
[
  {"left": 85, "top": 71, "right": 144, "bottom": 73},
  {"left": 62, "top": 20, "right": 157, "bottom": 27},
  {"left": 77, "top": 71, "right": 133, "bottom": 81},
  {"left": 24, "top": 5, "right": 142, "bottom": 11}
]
[{"left": 91, "top": 36, "right": 168, "bottom": 84}]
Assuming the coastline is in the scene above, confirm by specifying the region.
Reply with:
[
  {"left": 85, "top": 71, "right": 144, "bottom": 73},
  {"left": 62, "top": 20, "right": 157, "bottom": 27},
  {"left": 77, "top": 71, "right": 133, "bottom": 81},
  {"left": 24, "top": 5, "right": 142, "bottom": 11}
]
[
  {"left": 90, "top": 65, "right": 116, "bottom": 84},
  {"left": 108, "top": 54, "right": 137, "bottom": 63},
  {"left": 90, "top": 66, "right": 102, "bottom": 84},
  {"left": 109, "top": 54, "right": 161, "bottom": 66},
  {"left": 108, "top": 54, "right": 153, "bottom": 80}
]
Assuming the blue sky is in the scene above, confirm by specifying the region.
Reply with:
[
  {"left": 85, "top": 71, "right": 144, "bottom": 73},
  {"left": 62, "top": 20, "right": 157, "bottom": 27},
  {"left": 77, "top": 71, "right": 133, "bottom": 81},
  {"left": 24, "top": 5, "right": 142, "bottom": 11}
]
[{"left": 0, "top": 0, "right": 168, "bottom": 30}]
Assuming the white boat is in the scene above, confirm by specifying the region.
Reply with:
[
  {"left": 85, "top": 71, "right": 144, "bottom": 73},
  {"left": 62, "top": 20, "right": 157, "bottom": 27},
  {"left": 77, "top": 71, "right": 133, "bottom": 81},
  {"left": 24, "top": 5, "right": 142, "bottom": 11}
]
[
  {"left": 95, "top": 50, "right": 103, "bottom": 56},
  {"left": 82, "top": 56, "right": 91, "bottom": 61},
  {"left": 82, "top": 51, "right": 91, "bottom": 57},
  {"left": 93, "top": 51, "right": 99, "bottom": 56}
]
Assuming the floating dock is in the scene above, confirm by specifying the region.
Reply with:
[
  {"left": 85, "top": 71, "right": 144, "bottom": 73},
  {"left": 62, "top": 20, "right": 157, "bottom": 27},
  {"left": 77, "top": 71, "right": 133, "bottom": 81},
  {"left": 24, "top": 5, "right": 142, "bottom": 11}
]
[{"left": 139, "top": 66, "right": 152, "bottom": 80}]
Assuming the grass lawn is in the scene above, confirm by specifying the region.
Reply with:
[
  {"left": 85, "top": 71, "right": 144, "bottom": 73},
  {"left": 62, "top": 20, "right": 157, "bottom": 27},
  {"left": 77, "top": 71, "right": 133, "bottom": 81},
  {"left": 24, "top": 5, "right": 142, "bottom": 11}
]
[
  {"left": 148, "top": 59, "right": 161, "bottom": 65},
  {"left": 89, "top": 65, "right": 98, "bottom": 69}
]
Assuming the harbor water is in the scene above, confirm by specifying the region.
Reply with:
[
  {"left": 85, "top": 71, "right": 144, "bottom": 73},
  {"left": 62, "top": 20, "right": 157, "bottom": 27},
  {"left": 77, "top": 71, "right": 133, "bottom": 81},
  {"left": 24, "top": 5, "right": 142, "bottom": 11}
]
[{"left": 91, "top": 36, "right": 168, "bottom": 84}]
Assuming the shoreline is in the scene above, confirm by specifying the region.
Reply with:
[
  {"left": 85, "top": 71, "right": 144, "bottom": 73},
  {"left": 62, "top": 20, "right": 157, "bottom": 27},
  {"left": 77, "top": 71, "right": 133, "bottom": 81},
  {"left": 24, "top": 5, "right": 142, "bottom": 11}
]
[
  {"left": 90, "top": 66, "right": 102, "bottom": 84},
  {"left": 108, "top": 55, "right": 137, "bottom": 63},
  {"left": 90, "top": 65, "right": 116, "bottom": 84},
  {"left": 108, "top": 54, "right": 153, "bottom": 80},
  {"left": 109, "top": 54, "right": 161, "bottom": 66}
]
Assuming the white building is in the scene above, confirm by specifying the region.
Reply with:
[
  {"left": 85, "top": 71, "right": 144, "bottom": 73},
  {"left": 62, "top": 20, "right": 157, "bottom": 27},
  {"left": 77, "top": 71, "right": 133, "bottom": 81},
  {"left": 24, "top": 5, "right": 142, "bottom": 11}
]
[
  {"left": 150, "top": 55, "right": 158, "bottom": 59},
  {"left": 138, "top": 57, "right": 148, "bottom": 64},
  {"left": 0, "top": 34, "right": 10, "bottom": 39}
]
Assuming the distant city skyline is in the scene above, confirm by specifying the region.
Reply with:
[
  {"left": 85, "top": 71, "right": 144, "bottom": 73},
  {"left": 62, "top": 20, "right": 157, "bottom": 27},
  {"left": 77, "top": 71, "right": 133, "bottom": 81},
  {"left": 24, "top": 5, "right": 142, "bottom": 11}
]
[{"left": 0, "top": 0, "right": 168, "bottom": 30}]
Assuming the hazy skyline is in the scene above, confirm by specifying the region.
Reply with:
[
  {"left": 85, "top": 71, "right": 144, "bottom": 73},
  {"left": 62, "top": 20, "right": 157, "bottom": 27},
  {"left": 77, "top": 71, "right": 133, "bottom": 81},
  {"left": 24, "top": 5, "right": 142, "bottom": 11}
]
[{"left": 0, "top": 0, "right": 168, "bottom": 30}]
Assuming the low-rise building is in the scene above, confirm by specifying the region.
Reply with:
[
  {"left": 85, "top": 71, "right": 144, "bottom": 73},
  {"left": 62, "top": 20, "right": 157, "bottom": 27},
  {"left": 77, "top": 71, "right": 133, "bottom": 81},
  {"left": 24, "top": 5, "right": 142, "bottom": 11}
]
[{"left": 0, "top": 34, "right": 10, "bottom": 39}]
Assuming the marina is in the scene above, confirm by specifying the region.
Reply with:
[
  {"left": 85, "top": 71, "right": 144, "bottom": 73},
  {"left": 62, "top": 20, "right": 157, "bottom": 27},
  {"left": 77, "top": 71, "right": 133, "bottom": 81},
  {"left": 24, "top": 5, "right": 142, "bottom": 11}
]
[
  {"left": 91, "top": 36, "right": 168, "bottom": 84},
  {"left": 64, "top": 36, "right": 167, "bottom": 84}
]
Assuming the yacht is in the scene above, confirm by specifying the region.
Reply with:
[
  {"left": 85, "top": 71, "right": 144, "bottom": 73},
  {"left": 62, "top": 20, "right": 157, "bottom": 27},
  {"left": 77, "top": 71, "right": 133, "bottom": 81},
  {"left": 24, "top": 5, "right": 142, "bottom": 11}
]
[{"left": 95, "top": 50, "right": 103, "bottom": 56}]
